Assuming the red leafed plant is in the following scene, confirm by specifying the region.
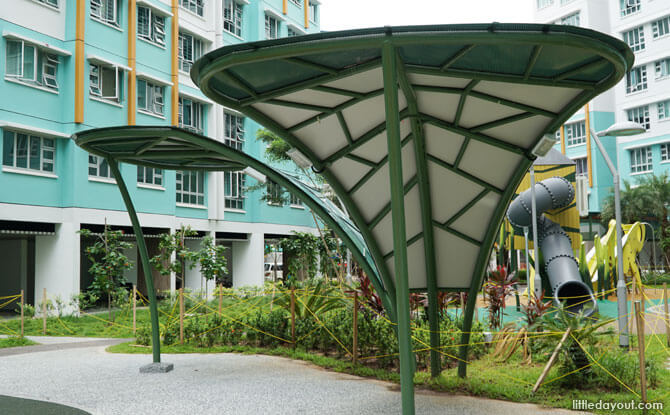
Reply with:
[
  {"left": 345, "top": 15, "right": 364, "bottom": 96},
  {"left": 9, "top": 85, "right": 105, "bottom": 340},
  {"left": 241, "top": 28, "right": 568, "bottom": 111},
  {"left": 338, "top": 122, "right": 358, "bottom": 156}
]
[
  {"left": 521, "top": 291, "right": 552, "bottom": 327},
  {"left": 484, "top": 266, "right": 516, "bottom": 330},
  {"left": 356, "top": 273, "right": 385, "bottom": 316}
]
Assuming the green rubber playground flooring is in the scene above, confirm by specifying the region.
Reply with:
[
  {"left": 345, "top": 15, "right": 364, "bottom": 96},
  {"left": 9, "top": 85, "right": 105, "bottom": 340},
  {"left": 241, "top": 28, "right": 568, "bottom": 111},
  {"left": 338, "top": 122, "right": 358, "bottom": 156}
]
[{"left": 0, "top": 395, "right": 90, "bottom": 415}]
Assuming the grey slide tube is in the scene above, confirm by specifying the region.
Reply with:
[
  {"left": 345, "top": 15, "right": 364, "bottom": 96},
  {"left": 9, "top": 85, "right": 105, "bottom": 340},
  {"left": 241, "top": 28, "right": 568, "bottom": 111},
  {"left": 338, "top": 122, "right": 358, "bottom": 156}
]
[{"left": 507, "top": 177, "right": 597, "bottom": 316}]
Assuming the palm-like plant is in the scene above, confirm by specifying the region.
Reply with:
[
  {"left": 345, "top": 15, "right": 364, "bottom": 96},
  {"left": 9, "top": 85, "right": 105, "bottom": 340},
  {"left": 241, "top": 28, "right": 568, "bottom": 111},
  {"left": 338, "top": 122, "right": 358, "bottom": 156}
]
[{"left": 273, "top": 279, "right": 346, "bottom": 319}]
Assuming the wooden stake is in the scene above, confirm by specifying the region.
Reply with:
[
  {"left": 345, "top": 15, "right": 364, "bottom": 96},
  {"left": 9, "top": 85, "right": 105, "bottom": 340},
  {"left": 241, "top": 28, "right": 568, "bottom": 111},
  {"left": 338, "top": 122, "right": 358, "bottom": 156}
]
[
  {"left": 20, "top": 289, "right": 24, "bottom": 338},
  {"left": 132, "top": 285, "right": 137, "bottom": 334},
  {"left": 179, "top": 287, "right": 184, "bottom": 344},
  {"left": 218, "top": 283, "right": 223, "bottom": 315},
  {"left": 663, "top": 283, "right": 669, "bottom": 347},
  {"left": 532, "top": 327, "right": 572, "bottom": 394},
  {"left": 634, "top": 301, "right": 648, "bottom": 413},
  {"left": 290, "top": 288, "right": 296, "bottom": 348},
  {"left": 353, "top": 291, "right": 358, "bottom": 366},
  {"left": 42, "top": 288, "right": 47, "bottom": 335}
]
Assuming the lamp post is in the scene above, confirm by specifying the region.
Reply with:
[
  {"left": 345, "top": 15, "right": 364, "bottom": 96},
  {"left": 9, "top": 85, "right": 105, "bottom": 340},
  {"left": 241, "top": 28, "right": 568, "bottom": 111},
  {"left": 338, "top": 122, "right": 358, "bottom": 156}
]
[{"left": 588, "top": 121, "right": 645, "bottom": 348}]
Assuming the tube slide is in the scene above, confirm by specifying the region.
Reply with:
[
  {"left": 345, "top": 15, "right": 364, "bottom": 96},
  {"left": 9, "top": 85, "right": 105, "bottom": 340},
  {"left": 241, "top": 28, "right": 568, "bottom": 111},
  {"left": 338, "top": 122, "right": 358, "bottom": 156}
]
[{"left": 507, "top": 177, "right": 597, "bottom": 316}]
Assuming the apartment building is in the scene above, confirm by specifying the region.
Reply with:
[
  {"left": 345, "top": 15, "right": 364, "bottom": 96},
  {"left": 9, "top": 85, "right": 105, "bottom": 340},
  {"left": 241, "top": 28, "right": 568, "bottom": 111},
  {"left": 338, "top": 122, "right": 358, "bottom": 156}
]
[
  {"left": 0, "top": 0, "right": 321, "bottom": 307},
  {"left": 533, "top": 0, "right": 670, "bottom": 236}
]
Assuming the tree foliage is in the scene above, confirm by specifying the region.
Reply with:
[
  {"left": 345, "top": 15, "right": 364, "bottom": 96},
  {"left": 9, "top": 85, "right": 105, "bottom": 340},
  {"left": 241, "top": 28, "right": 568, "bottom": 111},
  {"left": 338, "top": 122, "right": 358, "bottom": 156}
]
[
  {"left": 150, "top": 225, "right": 198, "bottom": 287},
  {"left": 279, "top": 231, "right": 320, "bottom": 284},
  {"left": 195, "top": 236, "right": 230, "bottom": 288}
]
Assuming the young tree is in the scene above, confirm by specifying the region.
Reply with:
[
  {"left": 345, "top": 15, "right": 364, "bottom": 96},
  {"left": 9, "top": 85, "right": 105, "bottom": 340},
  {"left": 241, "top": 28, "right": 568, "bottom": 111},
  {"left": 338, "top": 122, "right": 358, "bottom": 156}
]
[
  {"left": 78, "top": 224, "right": 133, "bottom": 321},
  {"left": 194, "top": 236, "right": 229, "bottom": 292},
  {"left": 150, "top": 225, "right": 198, "bottom": 290},
  {"left": 280, "top": 231, "right": 320, "bottom": 284}
]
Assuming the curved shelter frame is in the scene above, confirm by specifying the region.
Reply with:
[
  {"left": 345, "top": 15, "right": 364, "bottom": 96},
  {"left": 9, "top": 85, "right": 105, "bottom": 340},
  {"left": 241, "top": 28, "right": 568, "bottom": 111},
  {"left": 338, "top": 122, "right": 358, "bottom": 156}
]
[{"left": 190, "top": 24, "right": 632, "bottom": 413}]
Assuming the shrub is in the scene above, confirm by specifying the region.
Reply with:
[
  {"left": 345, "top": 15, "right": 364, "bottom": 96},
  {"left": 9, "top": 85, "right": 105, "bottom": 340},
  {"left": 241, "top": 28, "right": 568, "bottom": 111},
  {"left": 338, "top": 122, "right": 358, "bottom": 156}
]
[
  {"left": 136, "top": 326, "right": 151, "bottom": 346},
  {"left": 593, "top": 347, "right": 660, "bottom": 390},
  {"left": 162, "top": 323, "right": 178, "bottom": 346}
]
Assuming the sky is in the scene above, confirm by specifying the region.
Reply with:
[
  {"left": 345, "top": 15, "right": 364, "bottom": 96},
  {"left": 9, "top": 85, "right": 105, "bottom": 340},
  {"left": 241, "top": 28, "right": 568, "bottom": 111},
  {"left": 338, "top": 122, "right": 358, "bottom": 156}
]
[{"left": 320, "top": 0, "right": 534, "bottom": 31}]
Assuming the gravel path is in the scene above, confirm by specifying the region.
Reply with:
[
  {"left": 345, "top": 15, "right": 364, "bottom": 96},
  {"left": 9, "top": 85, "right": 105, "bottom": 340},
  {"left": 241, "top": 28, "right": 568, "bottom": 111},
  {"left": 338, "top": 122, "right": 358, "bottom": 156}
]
[{"left": 0, "top": 340, "right": 589, "bottom": 415}]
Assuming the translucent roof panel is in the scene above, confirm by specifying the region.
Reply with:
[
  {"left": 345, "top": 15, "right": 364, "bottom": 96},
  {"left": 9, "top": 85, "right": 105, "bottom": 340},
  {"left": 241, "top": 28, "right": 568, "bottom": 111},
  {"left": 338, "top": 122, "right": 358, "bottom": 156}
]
[{"left": 192, "top": 24, "right": 632, "bottom": 298}]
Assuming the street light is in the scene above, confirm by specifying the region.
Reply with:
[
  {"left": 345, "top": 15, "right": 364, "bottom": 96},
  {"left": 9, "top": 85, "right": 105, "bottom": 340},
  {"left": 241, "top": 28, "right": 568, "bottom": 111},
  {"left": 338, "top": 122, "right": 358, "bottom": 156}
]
[{"left": 589, "top": 120, "right": 645, "bottom": 348}]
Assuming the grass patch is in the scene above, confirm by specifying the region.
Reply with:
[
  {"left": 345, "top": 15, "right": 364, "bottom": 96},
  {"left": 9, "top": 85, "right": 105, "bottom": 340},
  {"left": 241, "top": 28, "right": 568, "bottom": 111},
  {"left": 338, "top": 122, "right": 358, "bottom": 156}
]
[{"left": 0, "top": 336, "right": 38, "bottom": 348}]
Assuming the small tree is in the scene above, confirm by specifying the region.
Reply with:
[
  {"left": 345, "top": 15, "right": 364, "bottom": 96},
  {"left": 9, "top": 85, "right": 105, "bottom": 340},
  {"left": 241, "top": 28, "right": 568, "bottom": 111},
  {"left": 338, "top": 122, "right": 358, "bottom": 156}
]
[
  {"left": 280, "top": 231, "right": 320, "bottom": 284},
  {"left": 78, "top": 225, "right": 133, "bottom": 321},
  {"left": 194, "top": 236, "right": 229, "bottom": 291},
  {"left": 150, "top": 225, "right": 198, "bottom": 290}
]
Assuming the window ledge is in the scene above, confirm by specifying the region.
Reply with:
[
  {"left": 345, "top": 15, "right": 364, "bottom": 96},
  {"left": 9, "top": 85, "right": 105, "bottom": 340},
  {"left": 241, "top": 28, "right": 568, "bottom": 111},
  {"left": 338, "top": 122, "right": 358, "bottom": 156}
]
[
  {"left": 660, "top": 160, "right": 670, "bottom": 164},
  {"left": 90, "top": 95, "right": 123, "bottom": 108},
  {"left": 290, "top": 204, "right": 305, "bottom": 209},
  {"left": 179, "top": 6, "right": 206, "bottom": 21},
  {"left": 138, "top": 36, "right": 166, "bottom": 50},
  {"left": 656, "top": 75, "right": 670, "bottom": 82},
  {"left": 625, "top": 89, "right": 647, "bottom": 97},
  {"left": 223, "top": 30, "right": 244, "bottom": 41},
  {"left": 31, "top": 0, "right": 60, "bottom": 12},
  {"left": 5, "top": 77, "right": 59, "bottom": 95},
  {"left": 2, "top": 166, "right": 57, "bottom": 179},
  {"left": 224, "top": 208, "right": 246, "bottom": 214},
  {"left": 137, "top": 183, "right": 165, "bottom": 191},
  {"left": 177, "top": 202, "right": 207, "bottom": 210},
  {"left": 566, "top": 142, "right": 586, "bottom": 148},
  {"left": 89, "top": 176, "right": 116, "bottom": 184},
  {"left": 91, "top": 16, "right": 124, "bottom": 32},
  {"left": 659, "top": 118, "right": 670, "bottom": 124},
  {"left": 630, "top": 171, "right": 652, "bottom": 176},
  {"left": 138, "top": 109, "right": 166, "bottom": 119},
  {"left": 620, "top": 10, "right": 641, "bottom": 19}
]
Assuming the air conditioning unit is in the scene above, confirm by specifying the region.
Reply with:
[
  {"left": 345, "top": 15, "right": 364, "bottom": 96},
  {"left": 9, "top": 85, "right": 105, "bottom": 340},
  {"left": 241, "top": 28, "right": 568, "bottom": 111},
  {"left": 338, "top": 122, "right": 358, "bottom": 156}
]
[{"left": 576, "top": 175, "right": 589, "bottom": 217}]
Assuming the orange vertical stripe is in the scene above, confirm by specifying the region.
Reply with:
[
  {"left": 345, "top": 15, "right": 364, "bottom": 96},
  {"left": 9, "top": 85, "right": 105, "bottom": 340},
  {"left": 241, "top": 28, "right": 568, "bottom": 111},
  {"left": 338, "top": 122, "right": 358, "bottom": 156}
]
[
  {"left": 171, "top": 0, "right": 179, "bottom": 126},
  {"left": 283, "top": 0, "right": 287, "bottom": 14},
  {"left": 128, "top": 0, "right": 137, "bottom": 125},
  {"left": 560, "top": 125, "right": 565, "bottom": 154},
  {"left": 304, "top": 0, "right": 309, "bottom": 29},
  {"left": 585, "top": 103, "right": 593, "bottom": 187},
  {"left": 75, "top": 0, "right": 85, "bottom": 124}
]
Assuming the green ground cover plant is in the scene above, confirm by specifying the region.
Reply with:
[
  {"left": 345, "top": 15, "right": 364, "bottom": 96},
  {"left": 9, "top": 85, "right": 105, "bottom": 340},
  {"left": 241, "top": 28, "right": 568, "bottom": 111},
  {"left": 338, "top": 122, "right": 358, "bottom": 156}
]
[{"left": 0, "top": 336, "right": 38, "bottom": 348}]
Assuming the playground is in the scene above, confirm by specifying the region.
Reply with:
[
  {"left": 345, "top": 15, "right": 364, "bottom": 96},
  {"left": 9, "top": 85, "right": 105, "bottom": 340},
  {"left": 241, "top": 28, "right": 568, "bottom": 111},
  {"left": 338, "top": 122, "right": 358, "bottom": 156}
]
[{"left": 2, "top": 23, "right": 670, "bottom": 415}]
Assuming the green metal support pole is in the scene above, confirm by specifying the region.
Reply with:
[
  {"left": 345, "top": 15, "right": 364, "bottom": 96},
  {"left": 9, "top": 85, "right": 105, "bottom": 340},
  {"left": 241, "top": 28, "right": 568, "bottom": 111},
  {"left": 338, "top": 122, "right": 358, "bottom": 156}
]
[
  {"left": 382, "top": 39, "right": 415, "bottom": 415},
  {"left": 108, "top": 159, "right": 161, "bottom": 363},
  {"left": 395, "top": 55, "right": 441, "bottom": 378}
]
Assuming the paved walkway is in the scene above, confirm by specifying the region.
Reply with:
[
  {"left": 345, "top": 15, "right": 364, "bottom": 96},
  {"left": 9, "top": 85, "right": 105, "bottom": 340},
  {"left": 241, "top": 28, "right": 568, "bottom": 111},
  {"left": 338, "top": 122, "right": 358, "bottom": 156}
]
[{"left": 0, "top": 337, "right": 589, "bottom": 415}]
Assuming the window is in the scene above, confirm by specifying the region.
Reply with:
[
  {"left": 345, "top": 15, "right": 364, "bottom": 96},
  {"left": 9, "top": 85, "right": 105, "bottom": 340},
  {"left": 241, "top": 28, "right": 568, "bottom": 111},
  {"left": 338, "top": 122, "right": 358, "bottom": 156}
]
[
  {"left": 36, "top": 0, "right": 58, "bottom": 8},
  {"left": 137, "top": 166, "right": 162, "bottom": 186},
  {"left": 287, "top": 28, "right": 299, "bottom": 37},
  {"left": 176, "top": 170, "right": 205, "bottom": 205},
  {"left": 5, "top": 40, "right": 60, "bottom": 91},
  {"left": 627, "top": 105, "right": 650, "bottom": 130},
  {"left": 88, "top": 154, "right": 112, "bottom": 179},
  {"left": 137, "top": 79, "right": 164, "bottom": 116},
  {"left": 178, "top": 32, "right": 203, "bottom": 73},
  {"left": 309, "top": 2, "right": 318, "bottom": 22},
  {"left": 574, "top": 157, "right": 587, "bottom": 177},
  {"left": 622, "top": 26, "right": 645, "bottom": 52},
  {"left": 652, "top": 16, "right": 670, "bottom": 38},
  {"left": 625, "top": 65, "right": 647, "bottom": 94},
  {"left": 178, "top": 97, "right": 204, "bottom": 134},
  {"left": 223, "top": 112, "right": 244, "bottom": 150},
  {"left": 630, "top": 147, "right": 652, "bottom": 173},
  {"left": 3, "top": 130, "right": 55, "bottom": 173},
  {"left": 661, "top": 143, "right": 670, "bottom": 162},
  {"left": 223, "top": 0, "right": 243, "bottom": 37},
  {"left": 537, "top": 0, "right": 553, "bottom": 8},
  {"left": 224, "top": 171, "right": 245, "bottom": 210},
  {"left": 655, "top": 58, "right": 670, "bottom": 79},
  {"left": 265, "top": 15, "right": 279, "bottom": 39},
  {"left": 180, "top": 0, "right": 204, "bottom": 16},
  {"left": 89, "top": 63, "right": 123, "bottom": 103},
  {"left": 91, "top": 0, "right": 119, "bottom": 27},
  {"left": 620, "top": 0, "right": 640, "bottom": 17},
  {"left": 554, "top": 130, "right": 561, "bottom": 141},
  {"left": 658, "top": 100, "right": 670, "bottom": 121},
  {"left": 137, "top": 6, "right": 166, "bottom": 46},
  {"left": 559, "top": 12, "right": 580, "bottom": 26},
  {"left": 565, "top": 121, "right": 586, "bottom": 146},
  {"left": 289, "top": 0, "right": 301, "bottom": 6},
  {"left": 266, "top": 180, "right": 283, "bottom": 204},
  {"left": 289, "top": 192, "right": 303, "bottom": 207}
]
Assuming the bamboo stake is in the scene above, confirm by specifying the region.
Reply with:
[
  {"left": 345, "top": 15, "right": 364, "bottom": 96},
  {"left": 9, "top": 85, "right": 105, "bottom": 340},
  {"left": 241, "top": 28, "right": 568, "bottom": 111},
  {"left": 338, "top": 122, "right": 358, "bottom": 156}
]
[
  {"left": 532, "top": 327, "right": 572, "bottom": 394},
  {"left": 353, "top": 291, "right": 358, "bottom": 366},
  {"left": 663, "top": 283, "right": 669, "bottom": 347},
  {"left": 290, "top": 288, "right": 296, "bottom": 348},
  {"left": 42, "top": 288, "right": 47, "bottom": 335},
  {"left": 218, "top": 283, "right": 223, "bottom": 315},
  {"left": 634, "top": 301, "right": 648, "bottom": 413},
  {"left": 132, "top": 285, "right": 137, "bottom": 334},
  {"left": 20, "top": 289, "right": 24, "bottom": 338},
  {"left": 179, "top": 287, "right": 184, "bottom": 344}
]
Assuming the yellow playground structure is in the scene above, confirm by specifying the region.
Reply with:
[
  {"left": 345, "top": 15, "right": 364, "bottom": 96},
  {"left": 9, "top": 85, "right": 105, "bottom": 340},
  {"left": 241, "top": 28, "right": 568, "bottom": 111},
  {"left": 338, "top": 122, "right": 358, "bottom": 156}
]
[{"left": 586, "top": 220, "right": 647, "bottom": 294}]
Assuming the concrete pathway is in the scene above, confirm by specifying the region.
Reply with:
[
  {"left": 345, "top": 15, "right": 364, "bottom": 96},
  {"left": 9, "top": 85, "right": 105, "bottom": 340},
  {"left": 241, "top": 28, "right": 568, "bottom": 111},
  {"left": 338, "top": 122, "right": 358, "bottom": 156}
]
[{"left": 0, "top": 338, "right": 589, "bottom": 415}]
